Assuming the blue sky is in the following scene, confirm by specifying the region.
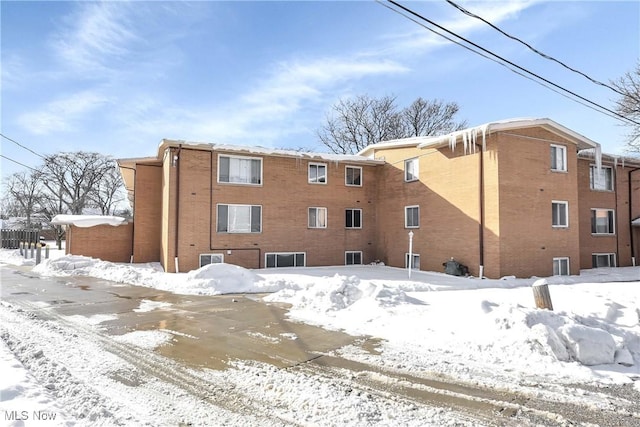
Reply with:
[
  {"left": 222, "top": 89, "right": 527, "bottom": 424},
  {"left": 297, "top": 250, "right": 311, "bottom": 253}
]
[{"left": 1, "top": 1, "right": 638, "bottom": 177}]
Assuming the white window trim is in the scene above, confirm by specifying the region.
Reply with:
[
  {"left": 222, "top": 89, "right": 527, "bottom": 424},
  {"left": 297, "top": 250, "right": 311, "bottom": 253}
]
[
  {"left": 589, "top": 165, "right": 614, "bottom": 192},
  {"left": 216, "top": 203, "right": 262, "bottom": 233},
  {"left": 345, "top": 165, "right": 363, "bottom": 187},
  {"left": 308, "top": 162, "right": 328, "bottom": 184},
  {"left": 551, "top": 200, "right": 569, "bottom": 228},
  {"left": 345, "top": 208, "right": 362, "bottom": 229},
  {"left": 217, "top": 154, "right": 263, "bottom": 185},
  {"left": 591, "top": 208, "right": 616, "bottom": 235},
  {"left": 405, "top": 205, "right": 420, "bottom": 228},
  {"left": 345, "top": 251, "right": 363, "bottom": 265},
  {"left": 550, "top": 144, "right": 567, "bottom": 172},
  {"left": 553, "top": 257, "right": 570, "bottom": 276},
  {"left": 405, "top": 253, "right": 420, "bottom": 269},
  {"left": 592, "top": 253, "right": 616, "bottom": 268},
  {"left": 404, "top": 158, "right": 419, "bottom": 182},
  {"left": 308, "top": 207, "right": 328, "bottom": 229},
  {"left": 199, "top": 253, "right": 224, "bottom": 267},
  {"left": 265, "top": 252, "right": 306, "bottom": 268}
]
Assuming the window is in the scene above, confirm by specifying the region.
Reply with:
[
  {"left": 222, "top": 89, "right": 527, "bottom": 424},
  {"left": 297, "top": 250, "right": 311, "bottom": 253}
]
[
  {"left": 551, "top": 201, "right": 568, "bottom": 228},
  {"left": 217, "top": 204, "right": 262, "bottom": 233},
  {"left": 266, "top": 252, "right": 305, "bottom": 268},
  {"left": 590, "top": 165, "right": 613, "bottom": 191},
  {"left": 405, "top": 253, "right": 420, "bottom": 269},
  {"left": 309, "top": 163, "right": 327, "bottom": 184},
  {"left": 405, "top": 205, "right": 420, "bottom": 228},
  {"left": 592, "top": 253, "right": 616, "bottom": 268},
  {"left": 308, "top": 207, "right": 327, "bottom": 228},
  {"left": 345, "top": 209, "right": 362, "bottom": 228},
  {"left": 404, "top": 158, "right": 419, "bottom": 182},
  {"left": 345, "top": 166, "right": 362, "bottom": 186},
  {"left": 550, "top": 144, "right": 567, "bottom": 172},
  {"left": 345, "top": 251, "right": 362, "bottom": 265},
  {"left": 591, "top": 209, "right": 615, "bottom": 234},
  {"left": 218, "top": 155, "right": 262, "bottom": 185},
  {"left": 199, "top": 254, "right": 224, "bottom": 268},
  {"left": 553, "top": 257, "right": 570, "bottom": 276}
]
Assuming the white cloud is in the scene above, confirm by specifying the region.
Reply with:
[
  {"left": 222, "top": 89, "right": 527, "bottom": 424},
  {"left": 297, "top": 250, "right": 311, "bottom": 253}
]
[
  {"left": 18, "top": 91, "right": 110, "bottom": 135},
  {"left": 377, "top": 0, "right": 540, "bottom": 57},
  {"left": 51, "top": 2, "right": 140, "bottom": 76}
]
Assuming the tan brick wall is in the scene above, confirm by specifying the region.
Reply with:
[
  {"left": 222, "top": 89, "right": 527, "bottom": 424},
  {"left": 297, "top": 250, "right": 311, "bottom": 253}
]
[
  {"left": 161, "top": 148, "right": 176, "bottom": 271},
  {"left": 495, "top": 129, "right": 580, "bottom": 277},
  {"left": 167, "top": 148, "right": 379, "bottom": 272},
  {"left": 373, "top": 144, "right": 488, "bottom": 276},
  {"left": 67, "top": 223, "right": 133, "bottom": 263},
  {"left": 132, "top": 164, "right": 162, "bottom": 263}
]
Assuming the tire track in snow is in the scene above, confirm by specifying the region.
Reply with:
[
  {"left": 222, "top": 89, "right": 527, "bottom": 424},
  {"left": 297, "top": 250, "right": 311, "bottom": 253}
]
[{"left": 0, "top": 300, "right": 293, "bottom": 426}]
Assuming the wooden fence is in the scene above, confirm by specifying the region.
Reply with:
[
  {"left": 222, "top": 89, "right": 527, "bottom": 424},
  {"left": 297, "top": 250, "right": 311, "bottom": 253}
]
[{"left": 1, "top": 229, "right": 40, "bottom": 249}]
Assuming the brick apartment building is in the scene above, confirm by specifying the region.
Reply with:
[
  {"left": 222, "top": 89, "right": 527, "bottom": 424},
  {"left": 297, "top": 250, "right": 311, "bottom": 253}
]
[{"left": 70, "top": 117, "right": 639, "bottom": 278}]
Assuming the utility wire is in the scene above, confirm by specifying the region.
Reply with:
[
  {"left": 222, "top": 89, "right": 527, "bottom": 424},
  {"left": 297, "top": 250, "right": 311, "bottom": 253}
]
[
  {"left": 381, "top": 0, "right": 640, "bottom": 127},
  {"left": 0, "top": 154, "right": 42, "bottom": 173},
  {"left": 444, "top": 0, "right": 639, "bottom": 103},
  {"left": 0, "top": 133, "right": 46, "bottom": 159},
  {"left": 375, "top": 1, "right": 627, "bottom": 123}
]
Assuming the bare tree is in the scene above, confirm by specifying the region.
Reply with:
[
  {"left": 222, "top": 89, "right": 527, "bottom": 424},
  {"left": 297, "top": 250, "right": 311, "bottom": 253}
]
[
  {"left": 612, "top": 62, "right": 640, "bottom": 152},
  {"left": 2, "top": 171, "right": 44, "bottom": 229},
  {"left": 402, "top": 98, "right": 467, "bottom": 137},
  {"left": 317, "top": 95, "right": 466, "bottom": 154},
  {"left": 89, "top": 162, "right": 127, "bottom": 215},
  {"left": 40, "top": 152, "right": 113, "bottom": 215}
]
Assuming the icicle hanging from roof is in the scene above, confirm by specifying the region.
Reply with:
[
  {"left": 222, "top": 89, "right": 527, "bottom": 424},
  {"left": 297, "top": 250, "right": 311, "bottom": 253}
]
[
  {"left": 447, "top": 125, "right": 488, "bottom": 154},
  {"left": 595, "top": 144, "right": 602, "bottom": 171}
]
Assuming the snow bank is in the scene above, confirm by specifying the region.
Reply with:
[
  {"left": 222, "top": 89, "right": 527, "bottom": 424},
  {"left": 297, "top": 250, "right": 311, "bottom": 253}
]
[
  {"left": 0, "top": 340, "right": 71, "bottom": 426},
  {"left": 50, "top": 214, "right": 126, "bottom": 228}
]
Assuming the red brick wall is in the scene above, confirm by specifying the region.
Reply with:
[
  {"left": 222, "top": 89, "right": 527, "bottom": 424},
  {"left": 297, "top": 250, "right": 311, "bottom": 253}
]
[
  {"left": 167, "top": 148, "right": 379, "bottom": 272},
  {"left": 132, "top": 164, "right": 162, "bottom": 263},
  {"left": 67, "top": 223, "right": 133, "bottom": 263},
  {"left": 578, "top": 158, "right": 640, "bottom": 268}
]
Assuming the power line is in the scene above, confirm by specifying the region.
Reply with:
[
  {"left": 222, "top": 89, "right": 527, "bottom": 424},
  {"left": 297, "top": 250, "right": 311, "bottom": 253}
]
[
  {"left": 444, "top": 0, "right": 639, "bottom": 103},
  {"left": 0, "top": 133, "right": 46, "bottom": 159},
  {"left": 374, "top": 1, "right": 624, "bottom": 123},
  {"left": 0, "top": 154, "right": 42, "bottom": 173},
  {"left": 380, "top": 0, "right": 640, "bottom": 127}
]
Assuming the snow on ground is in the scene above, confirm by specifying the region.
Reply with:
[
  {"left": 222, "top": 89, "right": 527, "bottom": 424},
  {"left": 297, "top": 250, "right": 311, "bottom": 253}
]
[{"left": 1, "top": 247, "right": 640, "bottom": 422}]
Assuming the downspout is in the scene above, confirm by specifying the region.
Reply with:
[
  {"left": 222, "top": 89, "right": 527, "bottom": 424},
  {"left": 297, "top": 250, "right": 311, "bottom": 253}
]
[
  {"left": 174, "top": 145, "right": 182, "bottom": 272},
  {"left": 630, "top": 168, "right": 640, "bottom": 266},
  {"left": 477, "top": 143, "right": 485, "bottom": 278}
]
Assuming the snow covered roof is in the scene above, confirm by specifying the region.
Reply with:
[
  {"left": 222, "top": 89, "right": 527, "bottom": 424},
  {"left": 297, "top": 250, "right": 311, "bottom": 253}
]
[
  {"left": 416, "top": 118, "right": 599, "bottom": 152},
  {"left": 357, "top": 137, "right": 427, "bottom": 157},
  {"left": 154, "top": 139, "right": 384, "bottom": 165},
  {"left": 51, "top": 215, "right": 127, "bottom": 228}
]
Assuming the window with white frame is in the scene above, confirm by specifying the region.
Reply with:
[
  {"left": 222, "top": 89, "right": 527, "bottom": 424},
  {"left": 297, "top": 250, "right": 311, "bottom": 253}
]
[
  {"left": 217, "top": 204, "right": 262, "bottom": 233},
  {"left": 590, "top": 165, "right": 613, "bottom": 191},
  {"left": 591, "top": 209, "right": 615, "bottom": 234},
  {"left": 308, "top": 207, "right": 327, "bottom": 228},
  {"left": 218, "top": 155, "right": 262, "bottom": 185},
  {"left": 345, "top": 209, "right": 362, "bottom": 228},
  {"left": 550, "top": 144, "right": 567, "bottom": 172},
  {"left": 265, "top": 252, "right": 305, "bottom": 268},
  {"left": 345, "top": 166, "right": 362, "bottom": 186},
  {"left": 345, "top": 251, "right": 362, "bottom": 265},
  {"left": 199, "top": 253, "right": 224, "bottom": 268},
  {"left": 405, "top": 205, "right": 419, "bottom": 228},
  {"left": 404, "top": 158, "right": 419, "bottom": 182},
  {"left": 551, "top": 201, "right": 568, "bottom": 228},
  {"left": 309, "top": 163, "right": 327, "bottom": 184},
  {"left": 553, "top": 257, "right": 570, "bottom": 276},
  {"left": 405, "top": 253, "right": 420, "bottom": 269},
  {"left": 592, "top": 253, "right": 616, "bottom": 268}
]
